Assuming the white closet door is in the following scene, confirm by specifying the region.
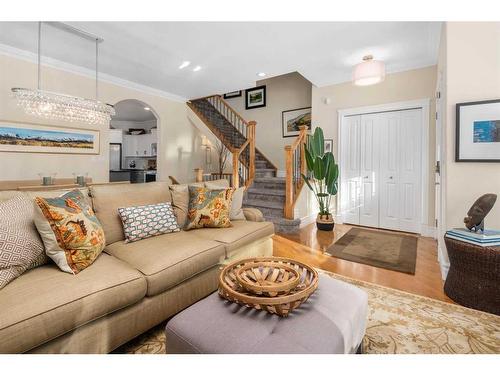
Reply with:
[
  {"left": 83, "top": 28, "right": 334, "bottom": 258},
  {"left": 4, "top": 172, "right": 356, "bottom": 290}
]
[
  {"left": 359, "top": 113, "right": 380, "bottom": 227},
  {"left": 340, "top": 115, "right": 361, "bottom": 224},
  {"left": 379, "top": 109, "right": 422, "bottom": 232},
  {"left": 379, "top": 111, "right": 402, "bottom": 230},
  {"left": 398, "top": 109, "right": 422, "bottom": 232}
]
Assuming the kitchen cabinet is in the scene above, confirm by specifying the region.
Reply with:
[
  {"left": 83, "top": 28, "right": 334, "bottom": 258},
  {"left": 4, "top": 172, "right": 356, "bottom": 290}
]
[
  {"left": 123, "top": 133, "right": 156, "bottom": 157},
  {"left": 109, "top": 129, "right": 123, "bottom": 144}
]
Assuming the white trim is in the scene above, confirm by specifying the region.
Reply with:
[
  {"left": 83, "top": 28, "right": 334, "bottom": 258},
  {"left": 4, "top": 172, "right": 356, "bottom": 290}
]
[
  {"left": 420, "top": 225, "right": 437, "bottom": 239},
  {"left": 299, "top": 213, "right": 318, "bottom": 228},
  {"left": 0, "top": 43, "right": 187, "bottom": 103},
  {"left": 438, "top": 245, "right": 450, "bottom": 280},
  {"left": 337, "top": 98, "right": 431, "bottom": 235}
]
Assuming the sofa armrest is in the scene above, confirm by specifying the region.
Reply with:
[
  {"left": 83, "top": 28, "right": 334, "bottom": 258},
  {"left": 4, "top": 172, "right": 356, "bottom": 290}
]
[{"left": 242, "top": 207, "right": 264, "bottom": 222}]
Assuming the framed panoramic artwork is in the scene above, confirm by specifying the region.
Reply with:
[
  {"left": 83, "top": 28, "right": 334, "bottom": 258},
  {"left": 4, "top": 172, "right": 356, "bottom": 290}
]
[
  {"left": 282, "top": 107, "right": 312, "bottom": 138},
  {"left": 324, "top": 139, "right": 333, "bottom": 154},
  {"left": 456, "top": 99, "right": 500, "bottom": 162},
  {"left": 0, "top": 121, "right": 100, "bottom": 154},
  {"left": 245, "top": 85, "right": 266, "bottom": 110},
  {"left": 223, "top": 90, "right": 242, "bottom": 99}
]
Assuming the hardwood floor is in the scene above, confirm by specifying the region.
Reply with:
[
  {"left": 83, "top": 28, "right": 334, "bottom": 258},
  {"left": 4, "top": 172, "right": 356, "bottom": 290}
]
[{"left": 273, "top": 222, "right": 452, "bottom": 303}]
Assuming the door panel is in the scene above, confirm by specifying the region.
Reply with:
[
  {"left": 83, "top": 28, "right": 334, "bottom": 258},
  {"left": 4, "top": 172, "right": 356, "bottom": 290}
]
[
  {"left": 359, "top": 114, "right": 379, "bottom": 227},
  {"left": 379, "top": 112, "right": 401, "bottom": 230},
  {"left": 340, "top": 115, "right": 360, "bottom": 224},
  {"left": 398, "top": 109, "right": 422, "bottom": 232}
]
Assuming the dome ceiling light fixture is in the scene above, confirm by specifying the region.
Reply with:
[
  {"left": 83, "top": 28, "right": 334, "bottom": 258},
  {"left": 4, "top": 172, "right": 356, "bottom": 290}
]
[
  {"left": 352, "top": 55, "right": 386, "bottom": 86},
  {"left": 11, "top": 22, "right": 115, "bottom": 125}
]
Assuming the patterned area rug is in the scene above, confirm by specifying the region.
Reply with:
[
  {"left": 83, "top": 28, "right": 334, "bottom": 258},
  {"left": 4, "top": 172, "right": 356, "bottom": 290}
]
[{"left": 115, "top": 271, "right": 500, "bottom": 354}]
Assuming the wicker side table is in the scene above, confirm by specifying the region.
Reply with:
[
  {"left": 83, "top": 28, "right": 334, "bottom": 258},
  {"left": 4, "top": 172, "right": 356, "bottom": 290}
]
[{"left": 444, "top": 237, "right": 500, "bottom": 315}]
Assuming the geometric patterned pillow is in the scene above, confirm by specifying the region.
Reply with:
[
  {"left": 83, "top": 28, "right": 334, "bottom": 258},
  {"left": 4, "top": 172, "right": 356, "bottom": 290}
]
[
  {"left": 0, "top": 195, "right": 47, "bottom": 289},
  {"left": 118, "top": 202, "right": 180, "bottom": 243},
  {"left": 184, "top": 186, "right": 234, "bottom": 230}
]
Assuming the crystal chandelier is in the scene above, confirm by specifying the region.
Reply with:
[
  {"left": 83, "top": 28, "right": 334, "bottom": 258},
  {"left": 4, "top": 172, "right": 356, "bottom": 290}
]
[{"left": 11, "top": 22, "right": 115, "bottom": 125}]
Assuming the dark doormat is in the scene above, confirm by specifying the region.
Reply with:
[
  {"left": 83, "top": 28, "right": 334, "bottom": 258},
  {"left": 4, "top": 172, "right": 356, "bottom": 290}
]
[{"left": 327, "top": 227, "right": 417, "bottom": 274}]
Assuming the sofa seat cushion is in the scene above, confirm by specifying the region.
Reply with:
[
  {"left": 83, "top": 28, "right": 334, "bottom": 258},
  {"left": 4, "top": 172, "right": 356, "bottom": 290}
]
[
  {"left": 0, "top": 253, "right": 146, "bottom": 353},
  {"left": 104, "top": 231, "right": 226, "bottom": 297},
  {"left": 194, "top": 221, "right": 275, "bottom": 257}
]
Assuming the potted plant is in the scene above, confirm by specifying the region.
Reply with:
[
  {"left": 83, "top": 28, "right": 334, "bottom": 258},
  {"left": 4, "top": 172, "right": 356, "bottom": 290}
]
[{"left": 302, "top": 127, "right": 339, "bottom": 231}]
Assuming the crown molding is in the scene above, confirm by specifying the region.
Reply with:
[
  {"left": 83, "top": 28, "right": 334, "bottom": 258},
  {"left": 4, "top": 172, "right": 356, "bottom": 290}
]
[{"left": 0, "top": 43, "right": 187, "bottom": 103}]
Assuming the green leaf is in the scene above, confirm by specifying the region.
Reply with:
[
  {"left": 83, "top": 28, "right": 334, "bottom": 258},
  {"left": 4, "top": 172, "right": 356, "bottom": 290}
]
[
  {"left": 313, "top": 155, "right": 325, "bottom": 180},
  {"left": 311, "top": 127, "right": 324, "bottom": 157},
  {"left": 304, "top": 146, "right": 315, "bottom": 172},
  {"left": 327, "top": 181, "right": 338, "bottom": 195}
]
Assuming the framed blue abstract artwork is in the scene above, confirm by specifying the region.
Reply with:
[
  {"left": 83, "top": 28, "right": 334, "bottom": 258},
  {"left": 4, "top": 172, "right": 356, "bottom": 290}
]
[{"left": 456, "top": 99, "right": 500, "bottom": 162}]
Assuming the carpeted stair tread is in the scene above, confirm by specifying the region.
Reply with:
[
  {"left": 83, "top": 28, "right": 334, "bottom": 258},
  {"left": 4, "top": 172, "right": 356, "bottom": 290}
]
[
  {"left": 243, "top": 199, "right": 284, "bottom": 210},
  {"left": 246, "top": 188, "right": 286, "bottom": 196}
]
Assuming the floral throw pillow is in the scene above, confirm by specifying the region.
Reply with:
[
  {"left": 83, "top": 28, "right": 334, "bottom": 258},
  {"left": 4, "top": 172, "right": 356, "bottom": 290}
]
[
  {"left": 118, "top": 202, "right": 180, "bottom": 243},
  {"left": 184, "top": 186, "right": 234, "bottom": 230},
  {"left": 34, "top": 190, "right": 106, "bottom": 274}
]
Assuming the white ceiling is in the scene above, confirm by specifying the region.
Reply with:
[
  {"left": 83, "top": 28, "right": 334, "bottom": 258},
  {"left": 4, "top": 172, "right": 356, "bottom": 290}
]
[
  {"left": 0, "top": 22, "right": 441, "bottom": 99},
  {"left": 112, "top": 99, "right": 157, "bottom": 122}
]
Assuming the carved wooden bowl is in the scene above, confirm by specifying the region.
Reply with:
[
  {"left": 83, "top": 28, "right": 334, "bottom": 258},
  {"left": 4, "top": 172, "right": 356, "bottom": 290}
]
[
  {"left": 235, "top": 260, "right": 301, "bottom": 297},
  {"left": 218, "top": 257, "right": 319, "bottom": 317}
]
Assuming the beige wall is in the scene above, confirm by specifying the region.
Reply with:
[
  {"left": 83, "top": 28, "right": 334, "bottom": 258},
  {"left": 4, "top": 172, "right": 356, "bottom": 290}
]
[
  {"left": 225, "top": 72, "right": 312, "bottom": 172},
  {"left": 443, "top": 22, "right": 500, "bottom": 229},
  {"left": 0, "top": 53, "right": 207, "bottom": 184},
  {"left": 311, "top": 65, "right": 437, "bottom": 225}
]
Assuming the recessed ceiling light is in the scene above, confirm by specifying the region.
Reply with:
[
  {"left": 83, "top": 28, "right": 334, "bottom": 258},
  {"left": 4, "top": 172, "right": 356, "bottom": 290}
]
[
  {"left": 178, "top": 61, "right": 191, "bottom": 69},
  {"left": 193, "top": 66, "right": 202, "bottom": 72},
  {"left": 144, "top": 107, "right": 150, "bottom": 111},
  {"left": 257, "top": 72, "right": 266, "bottom": 77}
]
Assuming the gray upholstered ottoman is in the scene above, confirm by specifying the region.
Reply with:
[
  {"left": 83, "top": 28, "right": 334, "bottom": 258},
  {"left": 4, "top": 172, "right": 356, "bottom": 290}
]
[{"left": 165, "top": 274, "right": 368, "bottom": 354}]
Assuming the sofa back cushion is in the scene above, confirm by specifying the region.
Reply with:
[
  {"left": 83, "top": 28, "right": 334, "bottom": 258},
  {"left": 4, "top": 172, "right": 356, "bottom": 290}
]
[{"left": 90, "top": 182, "right": 171, "bottom": 245}]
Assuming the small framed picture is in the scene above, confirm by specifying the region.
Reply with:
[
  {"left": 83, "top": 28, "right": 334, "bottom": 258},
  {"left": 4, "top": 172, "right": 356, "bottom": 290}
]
[
  {"left": 282, "top": 107, "right": 312, "bottom": 138},
  {"left": 456, "top": 99, "right": 500, "bottom": 162},
  {"left": 324, "top": 139, "right": 333, "bottom": 154},
  {"left": 245, "top": 85, "right": 266, "bottom": 110},
  {"left": 223, "top": 90, "right": 241, "bottom": 99}
]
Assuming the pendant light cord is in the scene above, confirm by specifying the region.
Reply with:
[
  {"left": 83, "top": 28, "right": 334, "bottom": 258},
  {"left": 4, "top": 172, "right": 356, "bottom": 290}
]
[
  {"left": 37, "top": 21, "right": 41, "bottom": 90},
  {"left": 95, "top": 38, "right": 99, "bottom": 101}
]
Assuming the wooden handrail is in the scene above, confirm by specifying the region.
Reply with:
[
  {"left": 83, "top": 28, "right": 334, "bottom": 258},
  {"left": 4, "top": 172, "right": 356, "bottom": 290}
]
[{"left": 284, "top": 125, "right": 309, "bottom": 219}]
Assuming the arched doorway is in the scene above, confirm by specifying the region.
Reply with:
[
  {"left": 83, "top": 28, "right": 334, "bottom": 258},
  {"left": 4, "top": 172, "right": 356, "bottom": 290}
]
[{"left": 109, "top": 99, "right": 159, "bottom": 184}]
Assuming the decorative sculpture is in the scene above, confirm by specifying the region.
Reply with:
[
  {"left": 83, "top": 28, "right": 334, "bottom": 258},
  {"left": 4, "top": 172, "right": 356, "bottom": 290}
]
[{"left": 464, "top": 193, "right": 497, "bottom": 232}]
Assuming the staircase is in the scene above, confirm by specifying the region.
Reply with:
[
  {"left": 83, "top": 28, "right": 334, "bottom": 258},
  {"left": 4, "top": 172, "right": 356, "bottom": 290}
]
[{"left": 188, "top": 95, "right": 302, "bottom": 233}]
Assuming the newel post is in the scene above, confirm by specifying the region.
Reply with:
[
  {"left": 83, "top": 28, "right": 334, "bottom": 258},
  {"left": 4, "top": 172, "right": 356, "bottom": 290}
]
[
  {"left": 232, "top": 152, "right": 240, "bottom": 189},
  {"left": 299, "top": 125, "right": 308, "bottom": 178},
  {"left": 194, "top": 168, "right": 204, "bottom": 183},
  {"left": 284, "top": 145, "right": 293, "bottom": 219},
  {"left": 247, "top": 121, "right": 257, "bottom": 181}
]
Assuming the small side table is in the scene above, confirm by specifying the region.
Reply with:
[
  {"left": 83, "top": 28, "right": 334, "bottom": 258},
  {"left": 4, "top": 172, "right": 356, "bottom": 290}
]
[{"left": 444, "top": 237, "right": 500, "bottom": 315}]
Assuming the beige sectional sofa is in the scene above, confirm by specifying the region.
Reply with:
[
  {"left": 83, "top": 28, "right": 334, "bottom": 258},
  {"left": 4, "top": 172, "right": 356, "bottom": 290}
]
[{"left": 0, "top": 181, "right": 274, "bottom": 353}]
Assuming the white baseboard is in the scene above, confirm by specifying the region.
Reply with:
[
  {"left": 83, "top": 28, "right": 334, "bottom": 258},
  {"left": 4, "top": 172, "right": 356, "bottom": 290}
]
[
  {"left": 299, "top": 213, "right": 318, "bottom": 228},
  {"left": 276, "top": 170, "right": 286, "bottom": 178},
  {"left": 439, "top": 261, "right": 450, "bottom": 280},
  {"left": 420, "top": 225, "right": 437, "bottom": 239}
]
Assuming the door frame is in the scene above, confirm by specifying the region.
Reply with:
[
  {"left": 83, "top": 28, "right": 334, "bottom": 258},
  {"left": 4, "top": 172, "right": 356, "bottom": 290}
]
[{"left": 337, "top": 98, "right": 431, "bottom": 235}]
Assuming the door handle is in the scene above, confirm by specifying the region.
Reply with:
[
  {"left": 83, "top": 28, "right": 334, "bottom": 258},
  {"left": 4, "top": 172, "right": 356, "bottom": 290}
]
[
  {"left": 364, "top": 175, "right": 369, "bottom": 179},
  {"left": 389, "top": 176, "right": 394, "bottom": 179}
]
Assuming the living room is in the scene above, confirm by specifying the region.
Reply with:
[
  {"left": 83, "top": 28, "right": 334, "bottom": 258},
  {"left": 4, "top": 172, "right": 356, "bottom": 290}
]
[{"left": 1, "top": 0, "right": 499, "bottom": 373}]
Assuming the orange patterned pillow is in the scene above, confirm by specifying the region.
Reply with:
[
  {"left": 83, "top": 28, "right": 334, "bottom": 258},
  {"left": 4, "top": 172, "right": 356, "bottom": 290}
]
[
  {"left": 184, "top": 186, "right": 234, "bottom": 230},
  {"left": 34, "top": 190, "right": 105, "bottom": 274}
]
